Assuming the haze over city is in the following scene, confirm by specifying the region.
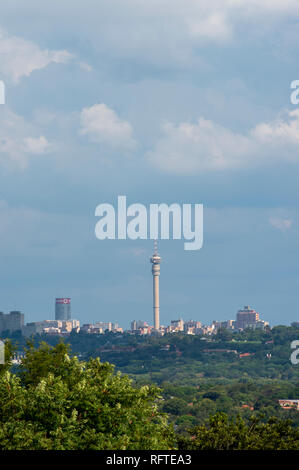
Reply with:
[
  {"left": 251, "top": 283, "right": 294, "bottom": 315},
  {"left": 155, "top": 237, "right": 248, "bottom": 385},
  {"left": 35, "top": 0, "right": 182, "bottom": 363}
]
[{"left": 0, "top": 1, "right": 299, "bottom": 328}]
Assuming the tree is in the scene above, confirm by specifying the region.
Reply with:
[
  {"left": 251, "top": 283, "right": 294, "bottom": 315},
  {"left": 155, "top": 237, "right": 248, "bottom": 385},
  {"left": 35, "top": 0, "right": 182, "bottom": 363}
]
[
  {"left": 19, "top": 340, "right": 72, "bottom": 386},
  {"left": 0, "top": 342, "right": 175, "bottom": 450},
  {"left": 178, "top": 412, "right": 299, "bottom": 450},
  {"left": 163, "top": 397, "right": 188, "bottom": 416}
]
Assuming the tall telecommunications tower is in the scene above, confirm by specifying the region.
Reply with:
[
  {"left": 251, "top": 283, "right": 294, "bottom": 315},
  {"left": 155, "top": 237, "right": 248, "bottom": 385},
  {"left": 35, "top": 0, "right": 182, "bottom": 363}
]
[{"left": 150, "top": 240, "right": 161, "bottom": 330}]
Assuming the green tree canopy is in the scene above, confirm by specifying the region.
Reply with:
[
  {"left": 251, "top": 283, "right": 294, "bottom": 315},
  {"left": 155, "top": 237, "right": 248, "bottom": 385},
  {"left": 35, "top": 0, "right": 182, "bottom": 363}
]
[
  {"left": 178, "top": 412, "right": 299, "bottom": 450},
  {"left": 0, "top": 342, "right": 174, "bottom": 450}
]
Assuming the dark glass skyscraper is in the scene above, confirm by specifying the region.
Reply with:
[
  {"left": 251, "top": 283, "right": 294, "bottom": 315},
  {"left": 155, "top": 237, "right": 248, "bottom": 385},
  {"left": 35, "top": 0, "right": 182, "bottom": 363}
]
[{"left": 55, "top": 298, "right": 71, "bottom": 320}]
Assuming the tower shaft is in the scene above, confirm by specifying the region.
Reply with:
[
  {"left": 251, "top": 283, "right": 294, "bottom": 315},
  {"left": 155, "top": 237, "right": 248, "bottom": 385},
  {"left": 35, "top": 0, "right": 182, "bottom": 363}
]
[
  {"left": 150, "top": 241, "right": 161, "bottom": 331},
  {"left": 153, "top": 268, "right": 160, "bottom": 330}
]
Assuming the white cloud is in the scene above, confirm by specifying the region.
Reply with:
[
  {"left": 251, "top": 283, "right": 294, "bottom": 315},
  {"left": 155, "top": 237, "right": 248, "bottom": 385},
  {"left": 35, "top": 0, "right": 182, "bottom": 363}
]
[
  {"left": 1, "top": 1, "right": 299, "bottom": 76},
  {"left": 0, "top": 28, "right": 74, "bottom": 83},
  {"left": 24, "top": 136, "right": 51, "bottom": 155},
  {"left": 0, "top": 1, "right": 298, "bottom": 78},
  {"left": 147, "top": 118, "right": 251, "bottom": 173},
  {"left": 0, "top": 108, "right": 52, "bottom": 169},
  {"left": 252, "top": 110, "right": 299, "bottom": 145},
  {"left": 147, "top": 110, "right": 299, "bottom": 174},
  {"left": 80, "top": 103, "right": 136, "bottom": 149},
  {"left": 187, "top": 11, "right": 232, "bottom": 42}
]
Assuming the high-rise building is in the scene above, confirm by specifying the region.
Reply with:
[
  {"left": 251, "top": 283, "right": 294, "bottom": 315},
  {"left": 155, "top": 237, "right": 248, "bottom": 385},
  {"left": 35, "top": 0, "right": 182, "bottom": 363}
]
[
  {"left": 131, "top": 320, "right": 148, "bottom": 331},
  {"left": 0, "top": 311, "right": 24, "bottom": 333},
  {"left": 184, "top": 320, "right": 202, "bottom": 332},
  {"left": 94, "top": 322, "right": 113, "bottom": 331},
  {"left": 236, "top": 305, "right": 259, "bottom": 330},
  {"left": 171, "top": 318, "right": 184, "bottom": 331},
  {"left": 150, "top": 240, "right": 161, "bottom": 330},
  {"left": 55, "top": 298, "right": 71, "bottom": 321}
]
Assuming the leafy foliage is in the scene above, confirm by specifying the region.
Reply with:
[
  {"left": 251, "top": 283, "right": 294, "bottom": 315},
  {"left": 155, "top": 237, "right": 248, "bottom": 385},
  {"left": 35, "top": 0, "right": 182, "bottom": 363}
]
[
  {"left": 0, "top": 342, "right": 174, "bottom": 450},
  {"left": 178, "top": 412, "right": 299, "bottom": 450},
  {"left": 1, "top": 327, "right": 299, "bottom": 450}
]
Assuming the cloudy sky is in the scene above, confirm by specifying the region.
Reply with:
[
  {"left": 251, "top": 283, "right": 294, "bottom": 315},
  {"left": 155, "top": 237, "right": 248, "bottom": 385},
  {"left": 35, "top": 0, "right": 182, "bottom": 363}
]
[{"left": 0, "top": 0, "right": 299, "bottom": 328}]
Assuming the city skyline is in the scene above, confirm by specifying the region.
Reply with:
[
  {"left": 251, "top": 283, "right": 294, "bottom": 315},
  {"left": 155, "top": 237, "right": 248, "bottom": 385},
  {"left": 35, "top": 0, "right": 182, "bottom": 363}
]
[
  {"left": 0, "top": 234, "right": 294, "bottom": 328},
  {"left": 0, "top": 241, "right": 276, "bottom": 330},
  {"left": 0, "top": 2, "right": 299, "bottom": 327},
  {"left": 0, "top": 302, "right": 271, "bottom": 337}
]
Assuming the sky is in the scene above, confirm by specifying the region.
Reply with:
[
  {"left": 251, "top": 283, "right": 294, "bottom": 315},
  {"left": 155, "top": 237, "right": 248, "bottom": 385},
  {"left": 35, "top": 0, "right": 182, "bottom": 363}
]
[{"left": 0, "top": 0, "right": 299, "bottom": 328}]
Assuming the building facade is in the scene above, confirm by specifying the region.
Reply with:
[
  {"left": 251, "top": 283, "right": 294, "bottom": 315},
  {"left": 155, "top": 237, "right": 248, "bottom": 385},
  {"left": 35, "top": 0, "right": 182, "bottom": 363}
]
[
  {"left": 55, "top": 298, "right": 71, "bottom": 321},
  {"left": 0, "top": 311, "right": 24, "bottom": 333},
  {"left": 236, "top": 305, "right": 260, "bottom": 330}
]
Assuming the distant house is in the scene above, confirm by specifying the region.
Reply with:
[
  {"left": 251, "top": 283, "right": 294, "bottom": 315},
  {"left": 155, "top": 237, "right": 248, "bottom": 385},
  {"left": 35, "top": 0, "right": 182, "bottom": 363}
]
[
  {"left": 203, "top": 349, "right": 238, "bottom": 354},
  {"left": 241, "top": 404, "right": 254, "bottom": 410},
  {"left": 239, "top": 352, "right": 255, "bottom": 358},
  {"left": 278, "top": 400, "right": 299, "bottom": 410}
]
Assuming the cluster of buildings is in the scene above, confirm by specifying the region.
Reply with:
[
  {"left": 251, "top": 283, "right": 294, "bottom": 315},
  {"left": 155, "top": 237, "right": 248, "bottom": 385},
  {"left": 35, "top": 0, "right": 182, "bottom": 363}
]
[
  {"left": 80, "top": 322, "right": 123, "bottom": 334},
  {"left": 130, "top": 306, "right": 269, "bottom": 336},
  {"left": 148, "top": 244, "right": 269, "bottom": 335},
  {"left": 0, "top": 304, "right": 269, "bottom": 338},
  {"left": 0, "top": 247, "right": 269, "bottom": 339},
  {"left": 0, "top": 299, "right": 80, "bottom": 337},
  {"left": 23, "top": 319, "right": 80, "bottom": 336},
  {"left": 22, "top": 298, "right": 80, "bottom": 336},
  {"left": 130, "top": 319, "right": 202, "bottom": 335},
  {"left": 0, "top": 298, "right": 123, "bottom": 337},
  {"left": 210, "top": 305, "right": 269, "bottom": 333}
]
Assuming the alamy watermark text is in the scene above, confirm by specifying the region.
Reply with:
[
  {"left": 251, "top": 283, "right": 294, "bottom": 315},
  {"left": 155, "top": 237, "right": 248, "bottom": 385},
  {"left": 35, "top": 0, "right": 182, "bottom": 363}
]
[
  {"left": 290, "top": 340, "right": 299, "bottom": 365},
  {"left": 95, "top": 196, "right": 203, "bottom": 251}
]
